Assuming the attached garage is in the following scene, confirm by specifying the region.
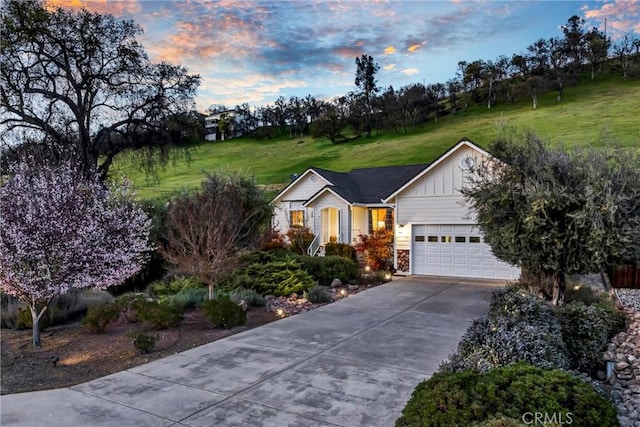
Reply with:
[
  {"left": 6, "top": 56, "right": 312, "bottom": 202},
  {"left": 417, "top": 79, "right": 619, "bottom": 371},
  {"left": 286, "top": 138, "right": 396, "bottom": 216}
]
[
  {"left": 411, "top": 225, "right": 520, "bottom": 280},
  {"left": 385, "top": 139, "right": 522, "bottom": 281}
]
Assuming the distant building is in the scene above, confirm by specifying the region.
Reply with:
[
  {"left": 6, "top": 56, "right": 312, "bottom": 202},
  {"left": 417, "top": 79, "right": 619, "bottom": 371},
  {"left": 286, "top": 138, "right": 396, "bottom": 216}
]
[{"left": 204, "top": 110, "right": 242, "bottom": 141}]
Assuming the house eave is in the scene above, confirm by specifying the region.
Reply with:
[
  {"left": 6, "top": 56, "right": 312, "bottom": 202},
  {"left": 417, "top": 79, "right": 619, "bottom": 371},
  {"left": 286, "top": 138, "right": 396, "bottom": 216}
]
[{"left": 271, "top": 169, "right": 333, "bottom": 204}]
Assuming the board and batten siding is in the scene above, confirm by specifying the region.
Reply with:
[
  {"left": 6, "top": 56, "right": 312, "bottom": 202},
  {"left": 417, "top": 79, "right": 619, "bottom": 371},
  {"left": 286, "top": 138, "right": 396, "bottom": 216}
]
[
  {"left": 310, "top": 192, "right": 350, "bottom": 243},
  {"left": 351, "top": 206, "right": 367, "bottom": 243},
  {"left": 395, "top": 146, "right": 481, "bottom": 226},
  {"left": 280, "top": 172, "right": 330, "bottom": 201}
]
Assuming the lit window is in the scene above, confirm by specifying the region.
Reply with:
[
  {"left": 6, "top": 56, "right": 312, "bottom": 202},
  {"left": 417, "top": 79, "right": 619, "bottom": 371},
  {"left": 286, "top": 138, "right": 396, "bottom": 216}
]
[
  {"left": 368, "top": 208, "right": 394, "bottom": 234},
  {"left": 290, "top": 210, "right": 305, "bottom": 227},
  {"left": 441, "top": 236, "right": 453, "bottom": 243}
]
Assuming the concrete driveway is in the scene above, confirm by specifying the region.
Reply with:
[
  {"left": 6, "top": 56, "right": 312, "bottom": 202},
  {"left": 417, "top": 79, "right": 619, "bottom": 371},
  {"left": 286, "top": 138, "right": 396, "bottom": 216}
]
[{"left": 1, "top": 276, "right": 503, "bottom": 427}]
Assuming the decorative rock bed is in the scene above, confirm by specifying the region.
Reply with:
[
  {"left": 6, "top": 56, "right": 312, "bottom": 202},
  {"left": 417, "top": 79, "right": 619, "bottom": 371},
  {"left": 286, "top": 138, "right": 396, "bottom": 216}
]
[
  {"left": 572, "top": 275, "right": 640, "bottom": 426},
  {"left": 264, "top": 282, "right": 379, "bottom": 317},
  {"left": 603, "top": 308, "right": 640, "bottom": 427}
]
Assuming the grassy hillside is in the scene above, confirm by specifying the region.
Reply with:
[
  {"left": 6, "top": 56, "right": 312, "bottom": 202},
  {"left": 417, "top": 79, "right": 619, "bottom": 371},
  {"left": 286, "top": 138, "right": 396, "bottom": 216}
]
[{"left": 112, "top": 74, "right": 639, "bottom": 201}]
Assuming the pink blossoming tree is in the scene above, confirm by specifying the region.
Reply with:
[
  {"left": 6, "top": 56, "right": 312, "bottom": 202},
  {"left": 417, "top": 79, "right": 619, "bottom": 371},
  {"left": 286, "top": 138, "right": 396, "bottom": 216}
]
[{"left": 0, "top": 160, "right": 152, "bottom": 347}]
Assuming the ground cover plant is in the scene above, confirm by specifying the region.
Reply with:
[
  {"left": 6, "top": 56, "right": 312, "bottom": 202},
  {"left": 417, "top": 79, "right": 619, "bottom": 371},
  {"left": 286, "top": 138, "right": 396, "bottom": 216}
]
[
  {"left": 220, "top": 258, "right": 315, "bottom": 296},
  {"left": 440, "top": 287, "right": 569, "bottom": 373}
]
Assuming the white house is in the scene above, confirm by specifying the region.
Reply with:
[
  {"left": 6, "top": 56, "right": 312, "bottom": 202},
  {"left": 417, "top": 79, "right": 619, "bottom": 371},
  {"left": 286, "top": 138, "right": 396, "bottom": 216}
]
[
  {"left": 204, "top": 110, "right": 241, "bottom": 141},
  {"left": 272, "top": 138, "right": 521, "bottom": 281}
]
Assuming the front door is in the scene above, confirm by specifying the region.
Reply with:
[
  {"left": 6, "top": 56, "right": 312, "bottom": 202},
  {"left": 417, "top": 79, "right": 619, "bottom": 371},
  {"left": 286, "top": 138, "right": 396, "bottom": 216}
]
[{"left": 320, "top": 207, "right": 341, "bottom": 244}]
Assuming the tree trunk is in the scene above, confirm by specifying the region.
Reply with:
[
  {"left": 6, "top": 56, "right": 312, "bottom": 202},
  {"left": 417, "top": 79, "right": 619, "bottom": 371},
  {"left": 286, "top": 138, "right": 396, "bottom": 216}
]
[
  {"left": 550, "top": 271, "right": 566, "bottom": 306},
  {"left": 29, "top": 305, "right": 47, "bottom": 348},
  {"left": 208, "top": 284, "right": 215, "bottom": 301},
  {"left": 600, "top": 270, "right": 612, "bottom": 292},
  {"left": 532, "top": 95, "right": 538, "bottom": 109}
]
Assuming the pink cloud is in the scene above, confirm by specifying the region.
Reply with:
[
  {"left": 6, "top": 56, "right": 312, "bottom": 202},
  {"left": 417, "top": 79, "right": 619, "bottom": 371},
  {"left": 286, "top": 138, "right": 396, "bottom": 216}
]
[
  {"left": 334, "top": 46, "right": 365, "bottom": 58},
  {"left": 582, "top": 0, "right": 639, "bottom": 36},
  {"left": 145, "top": 4, "right": 273, "bottom": 65},
  {"left": 47, "top": 0, "right": 141, "bottom": 16}
]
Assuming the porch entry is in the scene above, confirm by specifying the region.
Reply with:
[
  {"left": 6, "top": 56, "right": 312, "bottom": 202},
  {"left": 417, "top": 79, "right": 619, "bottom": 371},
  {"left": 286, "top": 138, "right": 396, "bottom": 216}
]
[{"left": 320, "top": 207, "right": 341, "bottom": 244}]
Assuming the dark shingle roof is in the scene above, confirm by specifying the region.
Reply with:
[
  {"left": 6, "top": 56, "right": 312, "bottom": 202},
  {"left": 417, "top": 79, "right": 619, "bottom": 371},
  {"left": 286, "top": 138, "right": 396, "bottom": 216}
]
[{"left": 310, "top": 164, "right": 428, "bottom": 204}]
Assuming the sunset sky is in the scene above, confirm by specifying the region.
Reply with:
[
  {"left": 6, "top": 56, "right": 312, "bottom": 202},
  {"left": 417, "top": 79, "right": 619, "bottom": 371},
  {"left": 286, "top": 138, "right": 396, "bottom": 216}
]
[{"left": 51, "top": 0, "right": 640, "bottom": 111}]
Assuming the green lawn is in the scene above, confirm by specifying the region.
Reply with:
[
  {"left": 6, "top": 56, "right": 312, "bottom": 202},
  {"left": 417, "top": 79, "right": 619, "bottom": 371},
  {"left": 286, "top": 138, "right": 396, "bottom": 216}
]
[{"left": 112, "top": 74, "right": 640, "bottom": 201}]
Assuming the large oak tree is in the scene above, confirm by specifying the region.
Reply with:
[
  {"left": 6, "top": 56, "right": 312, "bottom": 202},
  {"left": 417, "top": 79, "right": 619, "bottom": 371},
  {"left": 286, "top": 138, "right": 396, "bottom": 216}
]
[{"left": 0, "top": 0, "right": 201, "bottom": 179}]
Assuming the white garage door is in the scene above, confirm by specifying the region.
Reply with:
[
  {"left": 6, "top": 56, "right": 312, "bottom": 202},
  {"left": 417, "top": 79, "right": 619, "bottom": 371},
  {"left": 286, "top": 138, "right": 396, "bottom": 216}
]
[{"left": 412, "top": 225, "right": 520, "bottom": 280}]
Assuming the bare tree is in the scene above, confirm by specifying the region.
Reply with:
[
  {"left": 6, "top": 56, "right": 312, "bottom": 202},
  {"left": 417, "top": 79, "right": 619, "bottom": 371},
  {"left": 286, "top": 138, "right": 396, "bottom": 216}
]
[
  {"left": 525, "top": 76, "right": 547, "bottom": 109},
  {"left": 613, "top": 34, "right": 635, "bottom": 81},
  {"left": 159, "top": 173, "right": 272, "bottom": 299}
]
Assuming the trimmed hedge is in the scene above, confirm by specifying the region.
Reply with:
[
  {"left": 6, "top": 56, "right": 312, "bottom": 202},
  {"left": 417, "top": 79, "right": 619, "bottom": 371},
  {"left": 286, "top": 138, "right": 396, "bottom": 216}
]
[
  {"left": 396, "top": 363, "right": 619, "bottom": 427},
  {"left": 324, "top": 243, "right": 358, "bottom": 263},
  {"left": 294, "top": 255, "right": 359, "bottom": 286}
]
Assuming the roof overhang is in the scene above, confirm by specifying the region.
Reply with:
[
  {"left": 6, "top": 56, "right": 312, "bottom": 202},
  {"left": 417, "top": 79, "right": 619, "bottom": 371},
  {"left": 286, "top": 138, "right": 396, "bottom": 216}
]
[{"left": 383, "top": 138, "right": 490, "bottom": 203}]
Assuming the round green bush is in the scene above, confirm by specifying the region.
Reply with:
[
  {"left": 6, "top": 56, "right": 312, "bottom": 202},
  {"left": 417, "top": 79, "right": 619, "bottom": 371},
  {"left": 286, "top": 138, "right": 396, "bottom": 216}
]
[
  {"left": 130, "top": 331, "right": 157, "bottom": 354},
  {"left": 82, "top": 303, "right": 120, "bottom": 333},
  {"left": 303, "top": 284, "right": 332, "bottom": 303},
  {"left": 395, "top": 363, "right": 619, "bottom": 427},
  {"left": 115, "top": 292, "right": 148, "bottom": 323},
  {"left": 557, "top": 301, "right": 626, "bottom": 374},
  {"left": 202, "top": 297, "right": 247, "bottom": 329},
  {"left": 228, "top": 288, "right": 265, "bottom": 307},
  {"left": 137, "top": 300, "right": 184, "bottom": 330}
]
